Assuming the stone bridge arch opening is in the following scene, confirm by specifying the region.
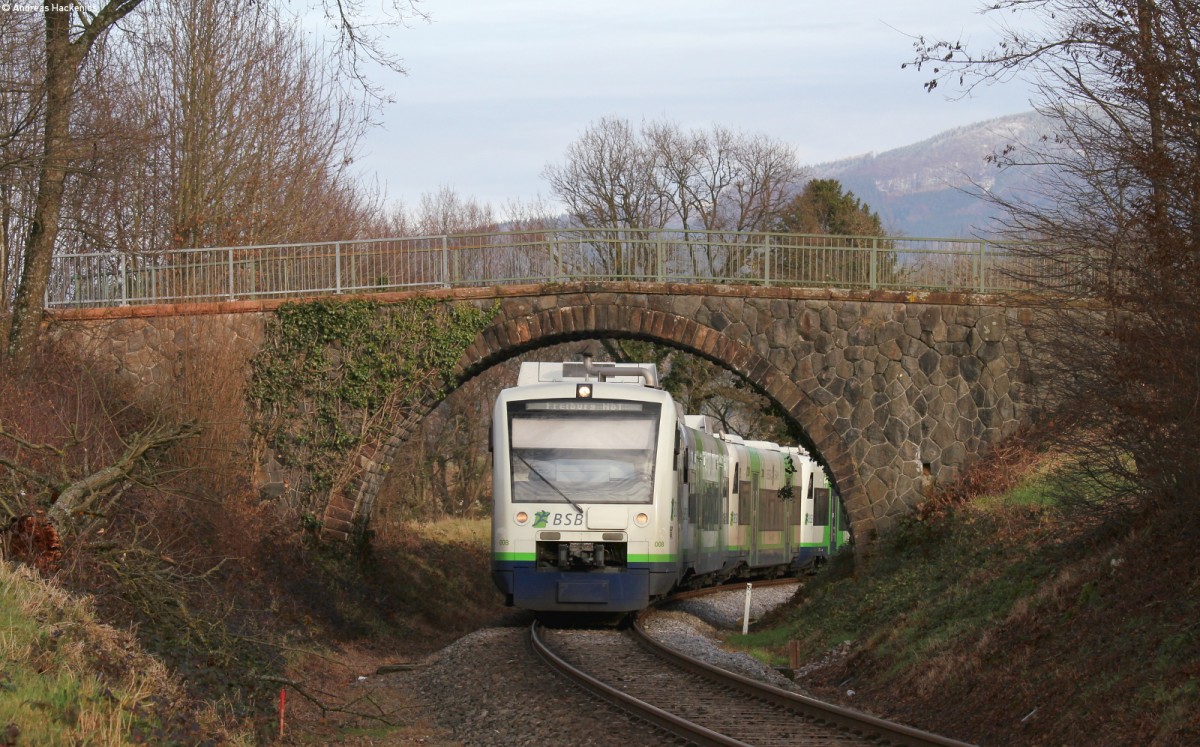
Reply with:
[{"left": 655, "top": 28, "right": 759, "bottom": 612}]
[
  {"left": 331, "top": 286, "right": 1032, "bottom": 546},
  {"left": 340, "top": 294, "right": 869, "bottom": 546}
]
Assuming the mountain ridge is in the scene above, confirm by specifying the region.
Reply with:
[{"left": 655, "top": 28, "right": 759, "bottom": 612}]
[{"left": 807, "top": 111, "right": 1055, "bottom": 237}]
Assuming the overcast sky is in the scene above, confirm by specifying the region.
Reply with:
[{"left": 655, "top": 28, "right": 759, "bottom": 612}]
[{"left": 358, "top": 1, "right": 1037, "bottom": 217}]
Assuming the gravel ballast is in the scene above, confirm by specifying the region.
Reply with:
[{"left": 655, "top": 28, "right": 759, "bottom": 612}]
[{"left": 382, "top": 583, "right": 803, "bottom": 746}]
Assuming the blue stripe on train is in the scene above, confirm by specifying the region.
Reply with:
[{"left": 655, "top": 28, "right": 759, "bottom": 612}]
[{"left": 492, "top": 561, "right": 678, "bottom": 612}]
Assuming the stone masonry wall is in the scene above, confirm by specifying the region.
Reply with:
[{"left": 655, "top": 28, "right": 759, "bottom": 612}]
[
  {"left": 49, "top": 284, "right": 1037, "bottom": 544},
  {"left": 49, "top": 311, "right": 267, "bottom": 400}
]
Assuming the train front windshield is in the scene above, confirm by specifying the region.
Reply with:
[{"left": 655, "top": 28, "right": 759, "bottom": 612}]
[{"left": 507, "top": 400, "right": 661, "bottom": 505}]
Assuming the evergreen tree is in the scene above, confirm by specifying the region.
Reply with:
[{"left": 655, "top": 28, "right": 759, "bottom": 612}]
[
  {"left": 773, "top": 178, "right": 884, "bottom": 237},
  {"left": 771, "top": 179, "right": 899, "bottom": 288}
]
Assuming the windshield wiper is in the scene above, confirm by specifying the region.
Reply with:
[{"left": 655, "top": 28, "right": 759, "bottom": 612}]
[{"left": 516, "top": 455, "right": 584, "bottom": 514}]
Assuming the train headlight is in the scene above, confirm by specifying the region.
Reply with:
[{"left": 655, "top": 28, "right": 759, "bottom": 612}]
[
  {"left": 515, "top": 511, "right": 529, "bottom": 525},
  {"left": 576, "top": 383, "right": 592, "bottom": 398},
  {"left": 634, "top": 512, "right": 650, "bottom": 527}
]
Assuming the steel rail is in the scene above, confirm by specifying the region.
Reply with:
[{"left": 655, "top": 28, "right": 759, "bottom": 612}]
[
  {"left": 530, "top": 619, "right": 752, "bottom": 747},
  {"left": 531, "top": 581, "right": 977, "bottom": 747},
  {"left": 631, "top": 600, "right": 977, "bottom": 747}
]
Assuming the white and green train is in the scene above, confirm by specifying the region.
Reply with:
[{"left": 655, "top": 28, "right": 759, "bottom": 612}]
[{"left": 490, "top": 359, "right": 850, "bottom": 613}]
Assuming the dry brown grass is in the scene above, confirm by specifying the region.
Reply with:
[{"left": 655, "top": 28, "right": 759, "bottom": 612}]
[
  {"left": 914, "top": 424, "right": 1054, "bottom": 524},
  {"left": 0, "top": 560, "right": 251, "bottom": 745},
  {"left": 0, "top": 331, "right": 515, "bottom": 743}
]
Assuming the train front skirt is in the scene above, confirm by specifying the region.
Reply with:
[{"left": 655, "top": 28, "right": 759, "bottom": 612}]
[{"left": 492, "top": 561, "right": 677, "bottom": 613}]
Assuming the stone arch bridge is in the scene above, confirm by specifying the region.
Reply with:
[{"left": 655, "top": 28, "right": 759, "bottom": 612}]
[{"left": 49, "top": 281, "right": 1036, "bottom": 545}]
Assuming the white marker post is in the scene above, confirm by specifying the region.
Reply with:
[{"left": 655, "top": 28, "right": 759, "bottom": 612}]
[{"left": 742, "top": 582, "right": 753, "bottom": 635}]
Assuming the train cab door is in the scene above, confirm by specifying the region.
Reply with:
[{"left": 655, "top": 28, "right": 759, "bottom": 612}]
[
  {"left": 748, "top": 447, "right": 765, "bottom": 567},
  {"left": 812, "top": 478, "right": 832, "bottom": 551},
  {"left": 828, "top": 485, "right": 840, "bottom": 551},
  {"left": 717, "top": 454, "right": 729, "bottom": 567},
  {"left": 830, "top": 487, "right": 850, "bottom": 553},
  {"left": 677, "top": 426, "right": 695, "bottom": 566},
  {"left": 747, "top": 473, "right": 760, "bottom": 566},
  {"left": 783, "top": 455, "right": 797, "bottom": 560}
]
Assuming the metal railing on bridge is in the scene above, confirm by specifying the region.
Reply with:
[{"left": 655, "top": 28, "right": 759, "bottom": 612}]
[{"left": 45, "top": 228, "right": 1044, "bottom": 308}]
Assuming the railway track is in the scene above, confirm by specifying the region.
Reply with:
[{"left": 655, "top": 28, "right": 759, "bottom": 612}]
[{"left": 530, "top": 584, "right": 975, "bottom": 747}]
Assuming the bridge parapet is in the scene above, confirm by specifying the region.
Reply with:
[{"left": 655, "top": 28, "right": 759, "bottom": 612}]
[{"left": 46, "top": 228, "right": 1045, "bottom": 310}]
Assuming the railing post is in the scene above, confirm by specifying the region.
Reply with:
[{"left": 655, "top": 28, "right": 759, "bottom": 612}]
[
  {"left": 978, "top": 241, "right": 987, "bottom": 293},
  {"left": 763, "top": 234, "right": 771, "bottom": 286},
  {"left": 335, "top": 242, "right": 342, "bottom": 294},
  {"left": 869, "top": 238, "right": 878, "bottom": 289},
  {"left": 656, "top": 235, "right": 665, "bottom": 282},
  {"left": 227, "top": 247, "right": 235, "bottom": 300},
  {"left": 441, "top": 235, "right": 450, "bottom": 287},
  {"left": 119, "top": 253, "right": 128, "bottom": 305}
]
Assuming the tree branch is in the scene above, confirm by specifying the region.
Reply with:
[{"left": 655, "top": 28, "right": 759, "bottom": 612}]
[
  {"left": 255, "top": 675, "right": 406, "bottom": 725},
  {"left": 48, "top": 419, "right": 200, "bottom": 524},
  {"left": 0, "top": 423, "right": 66, "bottom": 456}
]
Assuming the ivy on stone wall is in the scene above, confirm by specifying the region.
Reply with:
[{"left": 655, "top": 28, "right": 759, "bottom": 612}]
[{"left": 246, "top": 297, "right": 497, "bottom": 513}]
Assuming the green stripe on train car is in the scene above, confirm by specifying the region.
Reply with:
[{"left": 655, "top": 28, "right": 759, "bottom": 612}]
[
  {"left": 794, "top": 527, "right": 832, "bottom": 549},
  {"left": 493, "top": 552, "right": 536, "bottom": 562},
  {"left": 628, "top": 554, "right": 678, "bottom": 563}
]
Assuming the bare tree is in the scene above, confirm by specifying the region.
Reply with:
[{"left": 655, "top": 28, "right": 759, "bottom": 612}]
[
  {"left": 725, "top": 131, "right": 804, "bottom": 233},
  {"left": 58, "top": 40, "right": 162, "bottom": 258},
  {"left": 411, "top": 186, "right": 497, "bottom": 236},
  {"left": 4, "top": 2, "right": 147, "bottom": 369},
  {"left": 644, "top": 120, "right": 708, "bottom": 233},
  {"left": 642, "top": 121, "right": 805, "bottom": 275},
  {"left": 0, "top": 13, "right": 43, "bottom": 333},
  {"left": 116, "top": 0, "right": 381, "bottom": 250},
  {"left": 543, "top": 117, "right": 669, "bottom": 232},
  {"left": 909, "top": 0, "right": 1200, "bottom": 520},
  {"left": 544, "top": 117, "right": 803, "bottom": 277},
  {"left": 2, "top": 0, "right": 424, "bottom": 371},
  {"left": 548, "top": 117, "right": 803, "bottom": 233}
]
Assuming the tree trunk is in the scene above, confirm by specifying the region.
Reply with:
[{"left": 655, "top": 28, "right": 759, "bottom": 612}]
[{"left": 5, "top": 11, "right": 87, "bottom": 370}]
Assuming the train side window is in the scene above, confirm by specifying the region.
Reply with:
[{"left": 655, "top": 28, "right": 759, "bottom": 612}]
[
  {"left": 683, "top": 448, "right": 690, "bottom": 483},
  {"left": 813, "top": 488, "right": 831, "bottom": 527},
  {"left": 732, "top": 463, "right": 739, "bottom": 495}
]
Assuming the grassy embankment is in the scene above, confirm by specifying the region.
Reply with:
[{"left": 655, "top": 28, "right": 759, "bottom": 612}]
[
  {"left": 0, "top": 517, "right": 503, "bottom": 746},
  {"left": 730, "top": 457, "right": 1200, "bottom": 746},
  {"left": 0, "top": 561, "right": 243, "bottom": 746}
]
